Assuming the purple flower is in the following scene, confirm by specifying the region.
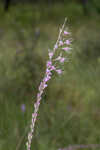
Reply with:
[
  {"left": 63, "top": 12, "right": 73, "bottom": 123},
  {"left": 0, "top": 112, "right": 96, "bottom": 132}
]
[
  {"left": 60, "top": 57, "right": 66, "bottom": 63},
  {"left": 21, "top": 104, "right": 26, "bottom": 113},
  {"left": 65, "top": 40, "right": 71, "bottom": 45},
  {"left": 50, "top": 65, "right": 56, "bottom": 71},
  {"left": 55, "top": 55, "right": 66, "bottom": 63},
  {"left": 56, "top": 69, "right": 62, "bottom": 74},
  {"left": 54, "top": 44, "right": 58, "bottom": 49},
  {"left": 49, "top": 52, "right": 53, "bottom": 59},
  {"left": 62, "top": 47, "right": 70, "bottom": 51},
  {"left": 46, "top": 68, "right": 50, "bottom": 73},
  {"left": 43, "top": 75, "right": 51, "bottom": 82},
  {"left": 59, "top": 40, "right": 64, "bottom": 46},
  {"left": 46, "top": 61, "right": 52, "bottom": 68},
  {"left": 26, "top": 18, "right": 72, "bottom": 150},
  {"left": 64, "top": 31, "right": 70, "bottom": 35},
  {"left": 44, "top": 83, "right": 48, "bottom": 88},
  {"left": 32, "top": 112, "right": 37, "bottom": 118}
]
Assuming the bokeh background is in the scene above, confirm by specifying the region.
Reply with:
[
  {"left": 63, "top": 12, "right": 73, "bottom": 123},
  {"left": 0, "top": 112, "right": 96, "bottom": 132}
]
[{"left": 0, "top": 0, "right": 100, "bottom": 150}]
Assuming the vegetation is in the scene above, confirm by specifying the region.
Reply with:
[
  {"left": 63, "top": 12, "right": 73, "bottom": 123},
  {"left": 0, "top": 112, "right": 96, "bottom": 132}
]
[{"left": 0, "top": 1, "right": 100, "bottom": 150}]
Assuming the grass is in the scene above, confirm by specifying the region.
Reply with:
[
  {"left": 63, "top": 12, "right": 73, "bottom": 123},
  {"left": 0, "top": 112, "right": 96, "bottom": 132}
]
[{"left": 0, "top": 2, "right": 100, "bottom": 150}]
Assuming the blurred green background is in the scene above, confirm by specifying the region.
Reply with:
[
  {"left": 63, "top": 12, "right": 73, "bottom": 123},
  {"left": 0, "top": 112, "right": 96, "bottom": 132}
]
[{"left": 0, "top": 0, "right": 100, "bottom": 150}]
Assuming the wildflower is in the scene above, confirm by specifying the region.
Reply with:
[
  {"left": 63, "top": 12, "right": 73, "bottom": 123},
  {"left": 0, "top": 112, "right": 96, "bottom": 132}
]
[
  {"left": 44, "top": 83, "right": 48, "bottom": 88},
  {"left": 56, "top": 69, "right": 62, "bottom": 74},
  {"left": 49, "top": 52, "right": 53, "bottom": 59},
  {"left": 21, "top": 104, "right": 26, "bottom": 113},
  {"left": 62, "top": 47, "right": 70, "bottom": 51},
  {"left": 54, "top": 44, "right": 58, "bottom": 49},
  {"left": 59, "top": 40, "right": 64, "bottom": 46},
  {"left": 55, "top": 55, "right": 66, "bottom": 63},
  {"left": 46, "top": 68, "right": 51, "bottom": 74},
  {"left": 64, "top": 31, "right": 70, "bottom": 35},
  {"left": 26, "top": 18, "right": 72, "bottom": 150},
  {"left": 65, "top": 40, "right": 71, "bottom": 45},
  {"left": 43, "top": 76, "right": 50, "bottom": 82},
  {"left": 59, "top": 57, "right": 66, "bottom": 63},
  {"left": 32, "top": 112, "right": 37, "bottom": 118},
  {"left": 50, "top": 65, "right": 56, "bottom": 71},
  {"left": 46, "top": 61, "right": 52, "bottom": 68}
]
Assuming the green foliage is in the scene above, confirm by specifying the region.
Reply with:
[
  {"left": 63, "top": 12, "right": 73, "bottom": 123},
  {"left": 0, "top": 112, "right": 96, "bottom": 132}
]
[
  {"left": 0, "top": 2, "right": 100, "bottom": 150},
  {"left": 75, "top": 23, "right": 100, "bottom": 62}
]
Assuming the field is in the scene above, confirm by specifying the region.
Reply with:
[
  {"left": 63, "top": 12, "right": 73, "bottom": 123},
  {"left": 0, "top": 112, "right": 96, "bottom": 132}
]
[{"left": 0, "top": 2, "right": 100, "bottom": 150}]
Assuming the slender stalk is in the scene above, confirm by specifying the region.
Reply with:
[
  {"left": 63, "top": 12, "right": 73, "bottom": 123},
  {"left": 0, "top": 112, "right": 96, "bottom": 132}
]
[{"left": 26, "top": 18, "right": 72, "bottom": 150}]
